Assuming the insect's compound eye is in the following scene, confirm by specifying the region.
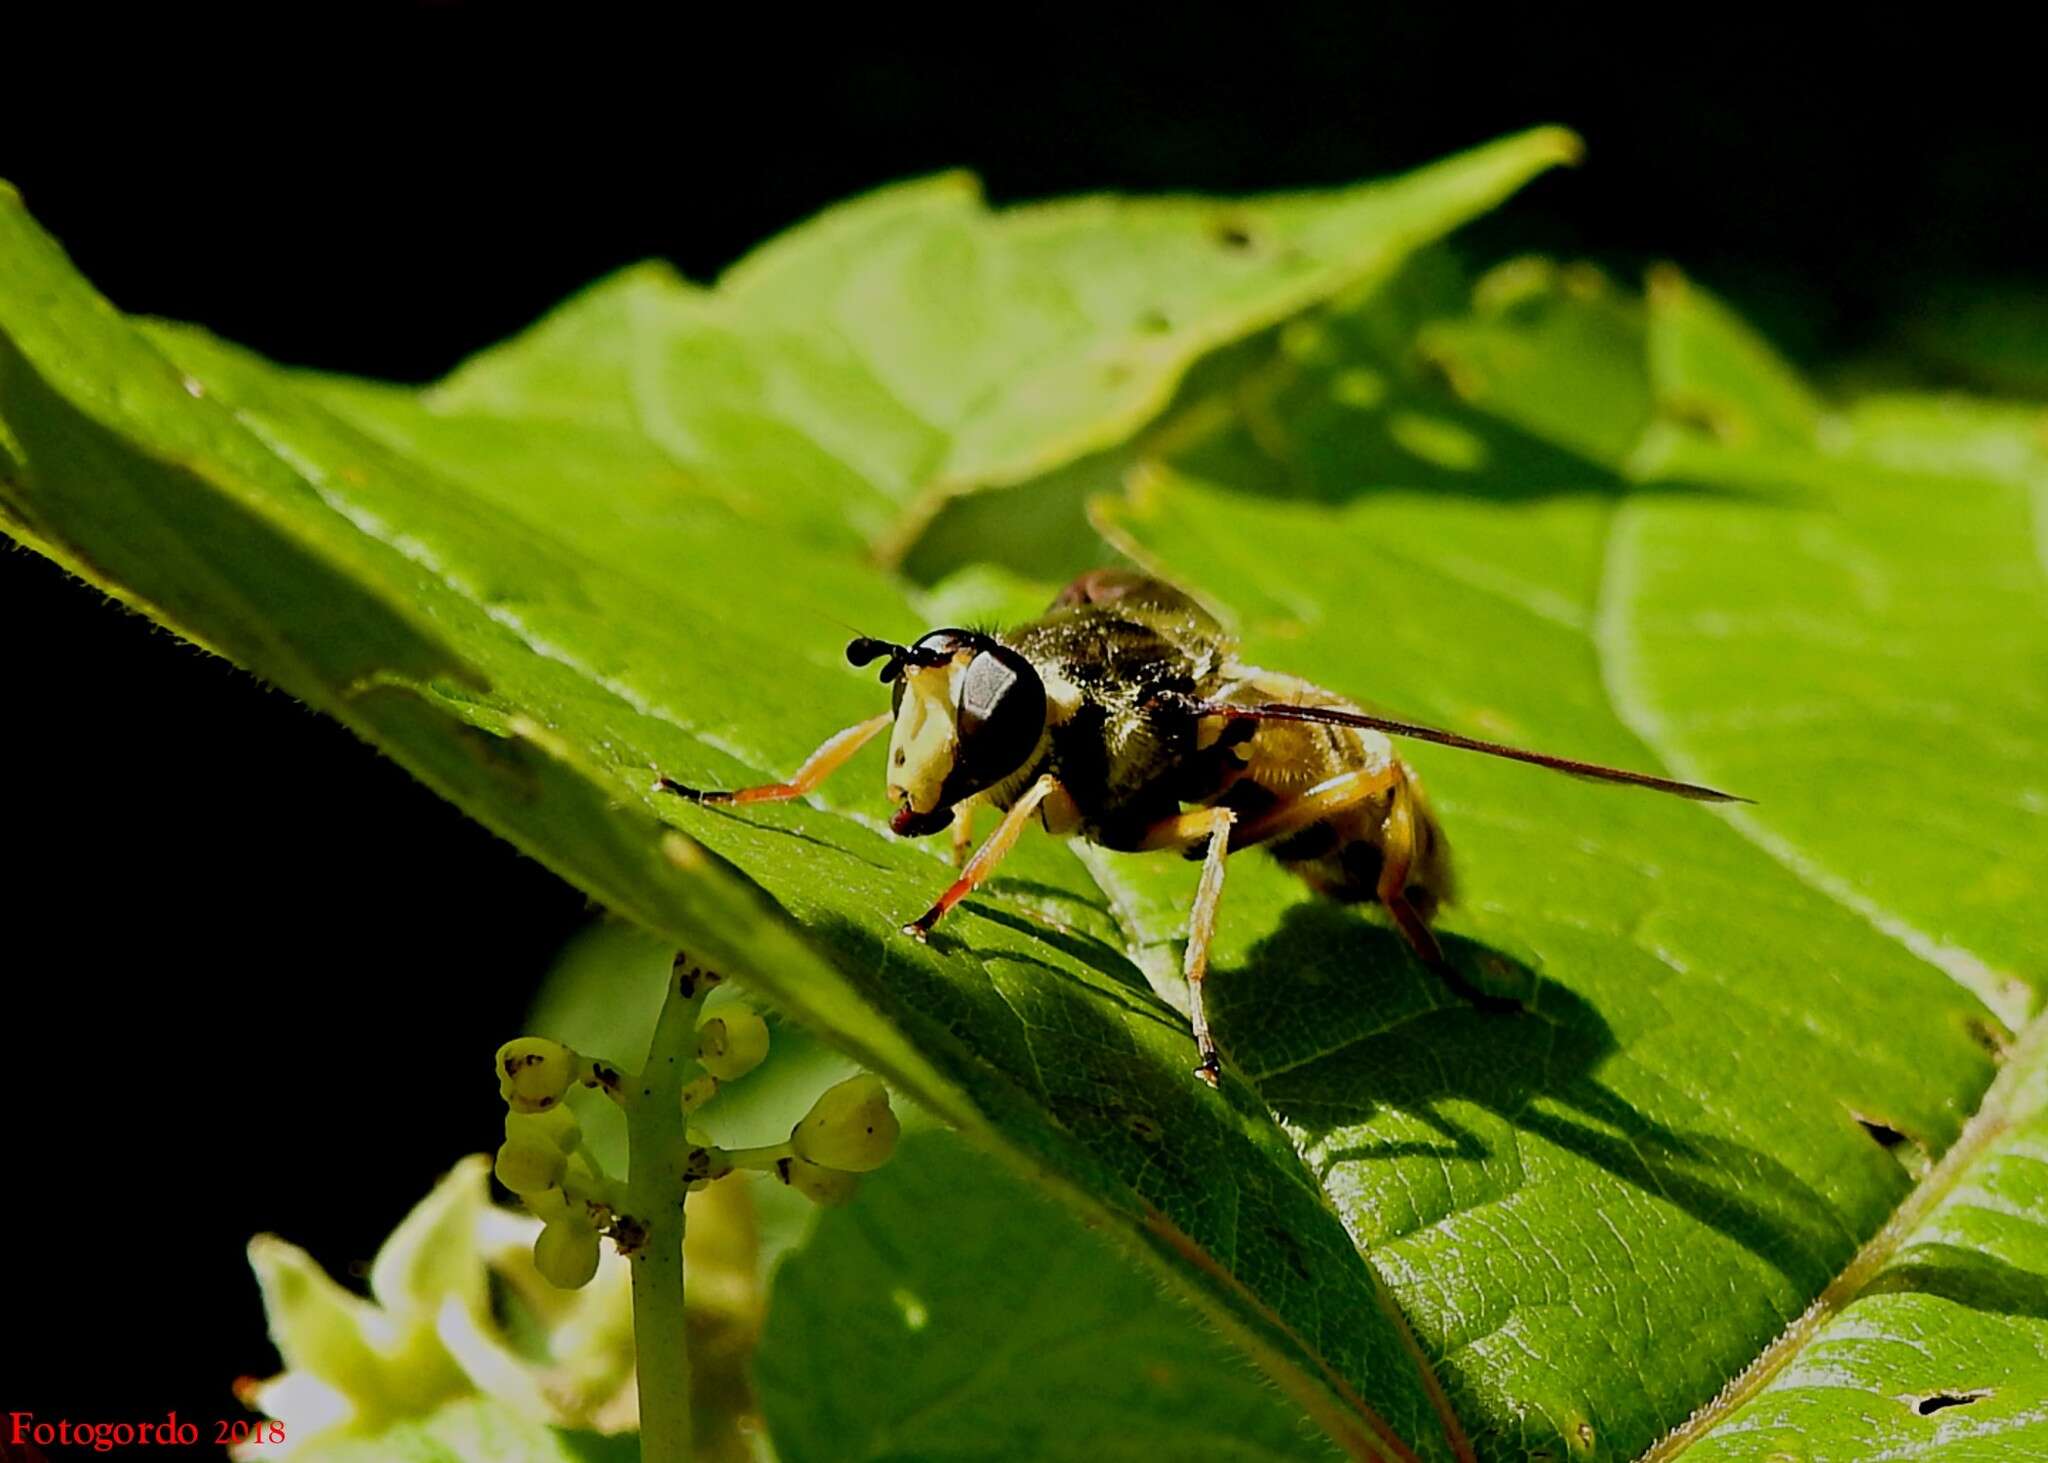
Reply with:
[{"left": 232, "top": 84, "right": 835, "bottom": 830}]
[{"left": 954, "top": 646, "right": 1046, "bottom": 788}]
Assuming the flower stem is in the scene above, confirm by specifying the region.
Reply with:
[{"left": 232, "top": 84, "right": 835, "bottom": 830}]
[
  {"left": 624, "top": 958, "right": 712, "bottom": 1463},
  {"left": 719, "top": 1141, "right": 794, "bottom": 1171}
]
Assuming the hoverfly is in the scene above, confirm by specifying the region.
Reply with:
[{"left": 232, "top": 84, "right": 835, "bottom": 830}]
[{"left": 659, "top": 570, "right": 1744, "bottom": 1085}]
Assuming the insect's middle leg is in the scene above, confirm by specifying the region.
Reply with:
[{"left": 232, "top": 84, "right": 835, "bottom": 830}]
[
  {"left": 904, "top": 775, "right": 1061, "bottom": 940},
  {"left": 655, "top": 713, "right": 890, "bottom": 805},
  {"left": 1138, "top": 805, "right": 1238, "bottom": 1086}
]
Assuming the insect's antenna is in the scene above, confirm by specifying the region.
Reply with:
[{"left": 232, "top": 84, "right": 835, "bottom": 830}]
[
  {"left": 846, "top": 636, "right": 912, "bottom": 682},
  {"left": 1209, "top": 700, "right": 1751, "bottom": 803}
]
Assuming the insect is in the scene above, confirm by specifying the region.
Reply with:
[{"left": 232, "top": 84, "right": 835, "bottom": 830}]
[{"left": 658, "top": 569, "right": 1744, "bottom": 1085}]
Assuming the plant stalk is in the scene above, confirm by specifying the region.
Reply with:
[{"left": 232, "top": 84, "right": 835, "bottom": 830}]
[{"left": 624, "top": 960, "right": 712, "bottom": 1463}]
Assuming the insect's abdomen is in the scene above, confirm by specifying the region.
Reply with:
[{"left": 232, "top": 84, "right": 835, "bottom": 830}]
[
  {"left": 1275, "top": 763, "right": 1455, "bottom": 920},
  {"left": 1209, "top": 668, "right": 1456, "bottom": 924}
]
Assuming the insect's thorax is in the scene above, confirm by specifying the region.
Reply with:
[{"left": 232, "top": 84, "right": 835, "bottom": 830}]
[
  {"left": 971, "top": 596, "right": 1452, "bottom": 915},
  {"left": 970, "top": 605, "right": 1215, "bottom": 830}
]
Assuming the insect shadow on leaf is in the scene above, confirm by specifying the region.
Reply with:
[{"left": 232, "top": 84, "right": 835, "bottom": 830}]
[
  {"left": 1862, "top": 1243, "right": 2048, "bottom": 1320},
  {"left": 1210, "top": 901, "right": 1856, "bottom": 1288}
]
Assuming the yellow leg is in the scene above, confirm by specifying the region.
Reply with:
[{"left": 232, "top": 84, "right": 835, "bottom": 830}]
[
  {"left": 950, "top": 801, "right": 977, "bottom": 869},
  {"left": 656, "top": 713, "right": 890, "bottom": 805},
  {"left": 1230, "top": 764, "right": 1400, "bottom": 848},
  {"left": 905, "top": 775, "right": 1060, "bottom": 939},
  {"left": 1138, "top": 805, "right": 1238, "bottom": 1086}
]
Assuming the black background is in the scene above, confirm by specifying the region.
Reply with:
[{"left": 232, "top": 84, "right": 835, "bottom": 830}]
[{"left": 3, "top": 9, "right": 2042, "bottom": 1453}]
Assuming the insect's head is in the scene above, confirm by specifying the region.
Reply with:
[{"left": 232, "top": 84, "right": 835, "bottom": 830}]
[{"left": 846, "top": 629, "right": 1047, "bottom": 837}]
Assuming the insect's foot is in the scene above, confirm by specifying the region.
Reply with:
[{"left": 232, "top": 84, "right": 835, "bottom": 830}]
[
  {"left": 901, "top": 914, "right": 937, "bottom": 943},
  {"left": 652, "top": 774, "right": 728, "bottom": 804},
  {"left": 1433, "top": 962, "right": 1524, "bottom": 1014},
  {"left": 1193, "top": 1052, "right": 1222, "bottom": 1087}
]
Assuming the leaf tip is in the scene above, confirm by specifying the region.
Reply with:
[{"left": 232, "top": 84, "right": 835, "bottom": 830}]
[{"left": 1529, "top": 124, "right": 1587, "bottom": 169}]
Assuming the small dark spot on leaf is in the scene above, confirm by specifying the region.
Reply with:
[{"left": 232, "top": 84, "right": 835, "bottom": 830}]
[
  {"left": 1137, "top": 308, "right": 1172, "bottom": 333},
  {"left": 1264, "top": 1225, "right": 1311, "bottom": 1282},
  {"left": 1125, "top": 1112, "right": 1164, "bottom": 1144},
  {"left": 1853, "top": 1114, "right": 1908, "bottom": 1149},
  {"left": 1915, "top": 1389, "right": 1990, "bottom": 1415},
  {"left": 1211, "top": 217, "right": 1258, "bottom": 252},
  {"left": 1965, "top": 1016, "right": 2011, "bottom": 1059}
]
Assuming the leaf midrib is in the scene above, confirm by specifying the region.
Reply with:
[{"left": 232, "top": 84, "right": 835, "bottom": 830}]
[
  {"left": 1640, "top": 1009, "right": 2048, "bottom": 1459},
  {"left": 1593, "top": 492, "right": 2033, "bottom": 1028}
]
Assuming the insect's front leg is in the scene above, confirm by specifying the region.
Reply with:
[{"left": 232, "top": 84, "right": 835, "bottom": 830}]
[
  {"left": 950, "top": 801, "right": 977, "bottom": 869},
  {"left": 904, "top": 775, "right": 1061, "bottom": 940},
  {"left": 1136, "top": 805, "right": 1238, "bottom": 1086},
  {"left": 654, "top": 713, "right": 890, "bottom": 805}
]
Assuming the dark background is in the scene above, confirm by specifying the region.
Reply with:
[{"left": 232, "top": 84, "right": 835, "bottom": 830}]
[{"left": 3, "top": 10, "right": 2042, "bottom": 1452}]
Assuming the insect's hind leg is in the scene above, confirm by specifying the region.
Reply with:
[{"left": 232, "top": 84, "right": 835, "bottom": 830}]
[
  {"left": 1379, "top": 780, "right": 1516, "bottom": 1013},
  {"left": 654, "top": 713, "right": 890, "bottom": 805}
]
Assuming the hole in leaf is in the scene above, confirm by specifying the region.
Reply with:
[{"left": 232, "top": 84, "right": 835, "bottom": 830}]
[
  {"left": 1124, "top": 1112, "right": 1165, "bottom": 1144},
  {"left": 1915, "top": 1389, "right": 1990, "bottom": 1415},
  {"left": 1849, "top": 1110, "right": 1931, "bottom": 1176}
]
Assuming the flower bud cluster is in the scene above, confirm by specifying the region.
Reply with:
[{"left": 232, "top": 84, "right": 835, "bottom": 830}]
[{"left": 494, "top": 1001, "right": 904, "bottom": 1289}]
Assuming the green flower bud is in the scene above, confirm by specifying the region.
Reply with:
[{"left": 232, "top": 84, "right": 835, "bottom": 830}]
[
  {"left": 524, "top": 1185, "right": 573, "bottom": 1224},
  {"left": 696, "top": 1007, "right": 771, "bottom": 1081},
  {"left": 791, "top": 1074, "right": 900, "bottom": 1173},
  {"left": 505, "top": 1103, "right": 581, "bottom": 1154},
  {"left": 496, "top": 1037, "right": 577, "bottom": 1113},
  {"left": 533, "top": 1219, "right": 601, "bottom": 1289},
  {"left": 775, "top": 1153, "right": 860, "bottom": 1206},
  {"left": 495, "top": 1137, "right": 567, "bottom": 1197}
]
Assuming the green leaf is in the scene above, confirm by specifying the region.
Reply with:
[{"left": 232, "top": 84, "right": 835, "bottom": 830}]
[
  {"left": 756, "top": 1128, "right": 1345, "bottom": 1462},
  {"left": 1670, "top": 1021, "right": 2048, "bottom": 1460},
  {"left": 1092, "top": 266, "right": 2037, "bottom": 1456},
  {"left": 287, "top": 1399, "right": 637, "bottom": 1463},
  {"left": 1622, "top": 283, "right": 2048, "bottom": 1021},
  {"left": 1642, "top": 266, "right": 1823, "bottom": 447},
  {"left": 0, "top": 140, "right": 1579, "bottom": 1463},
  {"left": 1897, "top": 280, "right": 2048, "bottom": 399},
  {"left": 428, "top": 128, "right": 1581, "bottom": 563}
]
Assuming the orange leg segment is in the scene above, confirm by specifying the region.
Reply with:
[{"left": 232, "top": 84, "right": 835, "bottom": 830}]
[
  {"left": 655, "top": 714, "right": 890, "bottom": 805},
  {"left": 904, "top": 774, "right": 1060, "bottom": 940}
]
